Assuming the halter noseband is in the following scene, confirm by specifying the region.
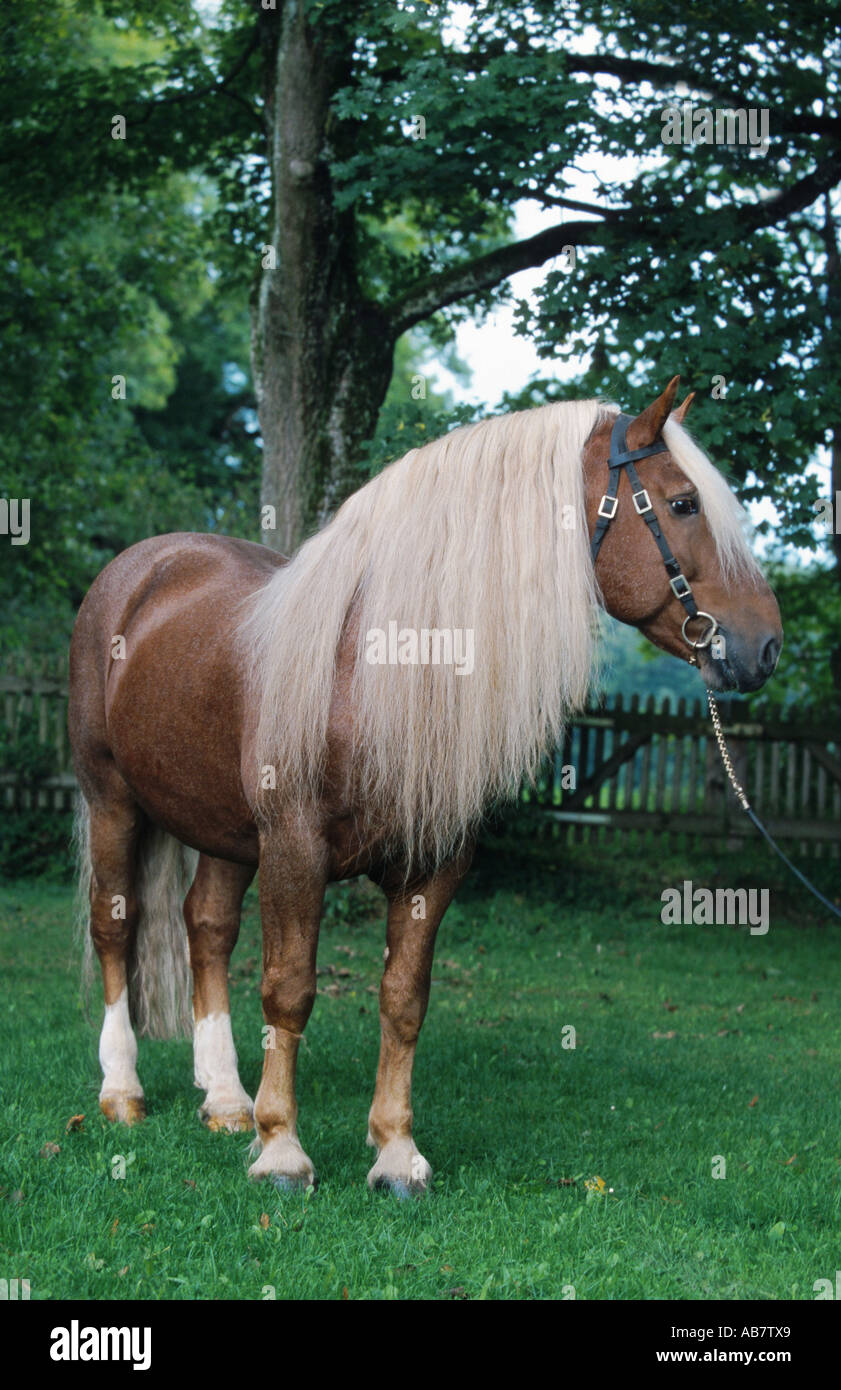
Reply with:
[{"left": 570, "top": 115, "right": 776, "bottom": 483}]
[{"left": 590, "top": 413, "right": 720, "bottom": 653}]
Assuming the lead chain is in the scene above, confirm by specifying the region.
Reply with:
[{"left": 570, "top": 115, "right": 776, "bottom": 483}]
[{"left": 707, "top": 689, "right": 750, "bottom": 811}]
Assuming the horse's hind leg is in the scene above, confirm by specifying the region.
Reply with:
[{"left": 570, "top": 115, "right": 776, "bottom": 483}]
[
  {"left": 184, "top": 854, "right": 255, "bottom": 1132},
  {"left": 86, "top": 792, "right": 146, "bottom": 1125},
  {"left": 367, "top": 850, "right": 473, "bottom": 1196}
]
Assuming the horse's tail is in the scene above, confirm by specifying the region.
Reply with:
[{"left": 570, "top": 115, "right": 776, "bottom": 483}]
[
  {"left": 128, "top": 825, "right": 197, "bottom": 1039},
  {"left": 74, "top": 795, "right": 95, "bottom": 1025},
  {"left": 75, "top": 796, "right": 197, "bottom": 1039}
]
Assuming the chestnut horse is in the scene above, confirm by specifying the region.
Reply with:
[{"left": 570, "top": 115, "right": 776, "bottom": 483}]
[{"left": 69, "top": 377, "right": 781, "bottom": 1195}]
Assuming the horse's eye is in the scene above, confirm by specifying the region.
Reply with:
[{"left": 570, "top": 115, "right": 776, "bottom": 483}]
[{"left": 670, "top": 496, "right": 699, "bottom": 517}]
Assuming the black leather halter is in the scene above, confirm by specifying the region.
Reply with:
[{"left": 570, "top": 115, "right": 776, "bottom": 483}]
[{"left": 591, "top": 412, "right": 719, "bottom": 652}]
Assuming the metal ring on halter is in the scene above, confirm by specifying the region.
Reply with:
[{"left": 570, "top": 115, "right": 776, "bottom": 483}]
[{"left": 682, "top": 612, "right": 719, "bottom": 650}]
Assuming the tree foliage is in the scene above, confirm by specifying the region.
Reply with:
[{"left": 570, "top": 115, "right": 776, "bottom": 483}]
[{"left": 1, "top": 0, "right": 838, "bottom": 705}]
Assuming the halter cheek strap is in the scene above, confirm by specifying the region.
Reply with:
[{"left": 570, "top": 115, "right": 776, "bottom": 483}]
[{"left": 591, "top": 413, "right": 719, "bottom": 652}]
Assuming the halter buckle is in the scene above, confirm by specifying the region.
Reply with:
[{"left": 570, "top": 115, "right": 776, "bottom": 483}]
[
  {"left": 632, "top": 488, "right": 652, "bottom": 514},
  {"left": 597, "top": 495, "right": 618, "bottom": 519},
  {"left": 669, "top": 573, "right": 692, "bottom": 600}
]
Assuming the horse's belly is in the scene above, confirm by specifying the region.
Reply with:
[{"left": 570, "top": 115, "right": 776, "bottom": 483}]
[{"left": 108, "top": 658, "right": 259, "bottom": 862}]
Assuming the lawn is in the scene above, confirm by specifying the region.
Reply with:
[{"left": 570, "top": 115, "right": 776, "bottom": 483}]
[{"left": 1, "top": 832, "right": 840, "bottom": 1301}]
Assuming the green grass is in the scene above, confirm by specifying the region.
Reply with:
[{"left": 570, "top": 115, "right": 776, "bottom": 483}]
[{"left": 1, "top": 835, "right": 841, "bottom": 1301}]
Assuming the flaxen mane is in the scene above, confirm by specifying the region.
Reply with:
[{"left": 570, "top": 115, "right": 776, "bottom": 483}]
[{"left": 242, "top": 400, "right": 759, "bottom": 865}]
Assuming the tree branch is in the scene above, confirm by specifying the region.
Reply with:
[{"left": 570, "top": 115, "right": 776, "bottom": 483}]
[
  {"left": 388, "top": 151, "right": 841, "bottom": 337},
  {"left": 447, "top": 46, "right": 839, "bottom": 138},
  {"left": 389, "top": 218, "right": 604, "bottom": 335},
  {"left": 132, "top": 26, "right": 262, "bottom": 126},
  {"left": 737, "top": 150, "right": 841, "bottom": 231},
  {"left": 525, "top": 191, "right": 627, "bottom": 218},
  {"left": 565, "top": 53, "right": 839, "bottom": 139}
]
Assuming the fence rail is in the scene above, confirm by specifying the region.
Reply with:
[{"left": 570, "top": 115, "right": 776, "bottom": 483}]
[
  {"left": 1, "top": 655, "right": 75, "bottom": 812},
  {"left": 522, "top": 692, "right": 841, "bottom": 857},
  {"left": 1, "top": 658, "right": 839, "bottom": 856}
]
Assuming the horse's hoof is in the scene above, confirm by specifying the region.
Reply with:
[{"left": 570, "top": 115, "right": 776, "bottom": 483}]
[
  {"left": 267, "top": 1172, "right": 318, "bottom": 1194},
  {"left": 100, "top": 1094, "right": 146, "bottom": 1125},
  {"left": 367, "top": 1142, "right": 431, "bottom": 1197},
  {"left": 199, "top": 1105, "right": 255, "bottom": 1134},
  {"left": 247, "top": 1135, "right": 316, "bottom": 1190},
  {"left": 371, "top": 1175, "right": 418, "bottom": 1200}
]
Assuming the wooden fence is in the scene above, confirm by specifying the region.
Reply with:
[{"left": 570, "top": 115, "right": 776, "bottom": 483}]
[
  {"left": 1, "top": 655, "right": 75, "bottom": 812},
  {"left": 521, "top": 692, "right": 841, "bottom": 857},
  {"left": 1, "top": 657, "right": 840, "bottom": 856}
]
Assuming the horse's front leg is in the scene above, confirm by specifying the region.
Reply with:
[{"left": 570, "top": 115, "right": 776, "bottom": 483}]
[
  {"left": 248, "top": 824, "right": 326, "bottom": 1189},
  {"left": 367, "top": 849, "right": 473, "bottom": 1197}
]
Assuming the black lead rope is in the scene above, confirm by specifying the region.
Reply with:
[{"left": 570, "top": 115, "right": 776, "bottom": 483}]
[
  {"left": 707, "top": 690, "right": 841, "bottom": 922},
  {"left": 593, "top": 408, "right": 841, "bottom": 923}
]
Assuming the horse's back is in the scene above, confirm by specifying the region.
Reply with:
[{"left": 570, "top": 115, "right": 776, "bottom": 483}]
[{"left": 79, "top": 532, "right": 284, "bottom": 618}]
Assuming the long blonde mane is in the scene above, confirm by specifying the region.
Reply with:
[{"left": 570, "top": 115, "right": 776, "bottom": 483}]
[{"left": 242, "top": 399, "right": 758, "bottom": 867}]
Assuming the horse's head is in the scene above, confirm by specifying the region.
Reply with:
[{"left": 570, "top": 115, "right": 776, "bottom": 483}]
[{"left": 583, "top": 377, "right": 782, "bottom": 693}]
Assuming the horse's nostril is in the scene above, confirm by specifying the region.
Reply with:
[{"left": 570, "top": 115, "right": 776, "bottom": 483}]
[{"left": 761, "top": 636, "right": 781, "bottom": 674}]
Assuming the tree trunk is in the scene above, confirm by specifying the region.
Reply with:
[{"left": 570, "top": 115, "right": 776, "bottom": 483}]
[{"left": 250, "top": 1, "right": 395, "bottom": 554}]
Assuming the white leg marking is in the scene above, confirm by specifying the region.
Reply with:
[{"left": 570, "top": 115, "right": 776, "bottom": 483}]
[
  {"left": 193, "top": 1012, "right": 253, "bottom": 1122},
  {"left": 99, "top": 989, "right": 142, "bottom": 1100}
]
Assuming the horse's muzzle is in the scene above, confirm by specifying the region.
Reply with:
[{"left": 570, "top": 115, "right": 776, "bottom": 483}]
[{"left": 701, "top": 627, "right": 782, "bottom": 693}]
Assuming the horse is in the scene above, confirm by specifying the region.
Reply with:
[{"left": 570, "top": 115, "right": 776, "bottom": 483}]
[{"left": 68, "top": 376, "right": 782, "bottom": 1195}]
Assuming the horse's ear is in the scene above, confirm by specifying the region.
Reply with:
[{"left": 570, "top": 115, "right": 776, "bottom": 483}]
[
  {"left": 626, "top": 376, "right": 680, "bottom": 448},
  {"left": 672, "top": 391, "right": 696, "bottom": 425}
]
